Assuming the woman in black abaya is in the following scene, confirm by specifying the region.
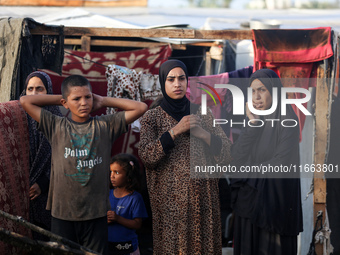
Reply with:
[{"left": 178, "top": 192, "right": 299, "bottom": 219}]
[
  {"left": 21, "top": 71, "right": 63, "bottom": 240},
  {"left": 230, "top": 69, "right": 303, "bottom": 255}
]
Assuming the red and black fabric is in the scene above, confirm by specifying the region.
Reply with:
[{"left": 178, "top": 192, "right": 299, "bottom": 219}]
[
  {"left": 252, "top": 27, "right": 333, "bottom": 139},
  {"left": 0, "top": 100, "right": 31, "bottom": 254}
]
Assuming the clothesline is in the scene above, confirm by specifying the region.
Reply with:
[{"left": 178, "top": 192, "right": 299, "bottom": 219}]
[{"left": 65, "top": 51, "right": 108, "bottom": 67}]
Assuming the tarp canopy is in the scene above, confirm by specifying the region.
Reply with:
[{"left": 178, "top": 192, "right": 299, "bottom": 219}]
[{"left": 2, "top": 6, "right": 340, "bottom": 31}]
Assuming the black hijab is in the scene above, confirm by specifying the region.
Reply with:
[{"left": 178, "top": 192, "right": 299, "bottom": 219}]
[
  {"left": 24, "top": 71, "right": 50, "bottom": 92},
  {"left": 249, "top": 68, "right": 283, "bottom": 120},
  {"left": 159, "top": 59, "right": 191, "bottom": 122}
]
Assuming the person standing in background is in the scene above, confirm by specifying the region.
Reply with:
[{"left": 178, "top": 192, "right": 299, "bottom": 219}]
[
  {"left": 230, "top": 69, "right": 303, "bottom": 255},
  {"left": 21, "top": 71, "right": 62, "bottom": 240}
]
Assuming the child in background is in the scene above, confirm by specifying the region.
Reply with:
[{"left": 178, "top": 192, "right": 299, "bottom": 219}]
[
  {"left": 20, "top": 75, "right": 148, "bottom": 255},
  {"left": 107, "top": 153, "right": 148, "bottom": 255}
]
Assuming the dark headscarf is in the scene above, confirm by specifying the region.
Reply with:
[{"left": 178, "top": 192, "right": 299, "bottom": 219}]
[
  {"left": 21, "top": 71, "right": 62, "bottom": 231},
  {"left": 24, "top": 71, "right": 51, "bottom": 94},
  {"left": 249, "top": 69, "right": 284, "bottom": 120},
  {"left": 249, "top": 69, "right": 282, "bottom": 94},
  {"left": 231, "top": 69, "right": 303, "bottom": 236},
  {"left": 159, "top": 59, "right": 191, "bottom": 122}
]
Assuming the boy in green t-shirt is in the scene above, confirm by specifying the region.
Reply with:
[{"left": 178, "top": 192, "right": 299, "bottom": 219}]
[{"left": 20, "top": 75, "right": 148, "bottom": 255}]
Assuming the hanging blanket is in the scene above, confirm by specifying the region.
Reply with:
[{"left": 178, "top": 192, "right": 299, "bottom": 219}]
[
  {"left": 0, "top": 18, "right": 24, "bottom": 102},
  {"left": 44, "top": 45, "right": 172, "bottom": 114},
  {"left": 252, "top": 27, "right": 333, "bottom": 137},
  {"left": 0, "top": 100, "right": 31, "bottom": 254}
]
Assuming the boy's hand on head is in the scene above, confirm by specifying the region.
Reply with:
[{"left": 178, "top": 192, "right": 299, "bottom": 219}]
[{"left": 91, "top": 93, "right": 104, "bottom": 112}]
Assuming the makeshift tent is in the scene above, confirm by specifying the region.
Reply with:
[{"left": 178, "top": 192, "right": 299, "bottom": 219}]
[
  {"left": 0, "top": 17, "right": 339, "bottom": 255},
  {"left": 0, "top": 18, "right": 64, "bottom": 102}
]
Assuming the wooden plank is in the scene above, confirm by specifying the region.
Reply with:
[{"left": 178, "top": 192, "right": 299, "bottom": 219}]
[
  {"left": 314, "top": 62, "right": 331, "bottom": 255},
  {"left": 314, "top": 63, "right": 329, "bottom": 203},
  {"left": 64, "top": 27, "right": 196, "bottom": 38},
  {"left": 84, "top": 0, "right": 147, "bottom": 7},
  {"left": 0, "top": 0, "right": 83, "bottom": 6},
  {"left": 0, "top": 0, "right": 147, "bottom": 6},
  {"left": 31, "top": 26, "right": 253, "bottom": 40},
  {"left": 314, "top": 178, "right": 326, "bottom": 203},
  {"left": 81, "top": 35, "right": 91, "bottom": 52},
  {"left": 31, "top": 27, "right": 195, "bottom": 38},
  {"left": 190, "top": 42, "right": 220, "bottom": 47},
  {"left": 66, "top": 38, "right": 165, "bottom": 48},
  {"left": 64, "top": 38, "right": 187, "bottom": 50},
  {"left": 171, "top": 44, "right": 187, "bottom": 50},
  {"left": 205, "top": 51, "right": 211, "bottom": 75},
  {"left": 195, "top": 29, "right": 252, "bottom": 40}
]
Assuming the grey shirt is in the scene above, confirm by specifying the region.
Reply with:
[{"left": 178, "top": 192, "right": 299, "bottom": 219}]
[{"left": 39, "top": 109, "right": 127, "bottom": 221}]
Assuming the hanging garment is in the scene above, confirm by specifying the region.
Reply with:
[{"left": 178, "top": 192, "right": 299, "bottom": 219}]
[
  {"left": 188, "top": 72, "right": 229, "bottom": 119},
  {"left": 0, "top": 100, "right": 31, "bottom": 254},
  {"left": 224, "top": 66, "right": 254, "bottom": 142},
  {"left": 140, "top": 73, "right": 162, "bottom": 101},
  {"left": 252, "top": 27, "right": 333, "bottom": 137},
  {"left": 106, "top": 64, "right": 143, "bottom": 114},
  {"left": 106, "top": 65, "right": 162, "bottom": 105},
  {"left": 105, "top": 64, "right": 167, "bottom": 158}
]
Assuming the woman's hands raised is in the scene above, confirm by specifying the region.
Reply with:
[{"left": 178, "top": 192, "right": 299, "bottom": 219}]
[{"left": 171, "top": 115, "right": 211, "bottom": 145}]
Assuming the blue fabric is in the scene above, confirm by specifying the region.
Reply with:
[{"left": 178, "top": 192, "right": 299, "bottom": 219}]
[{"left": 108, "top": 190, "right": 148, "bottom": 252}]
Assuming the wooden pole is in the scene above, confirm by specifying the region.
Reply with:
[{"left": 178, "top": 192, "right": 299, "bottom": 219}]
[
  {"left": 0, "top": 210, "right": 99, "bottom": 255},
  {"left": 0, "top": 228, "right": 88, "bottom": 255},
  {"left": 30, "top": 26, "right": 253, "bottom": 41},
  {"left": 314, "top": 60, "right": 333, "bottom": 255},
  {"left": 81, "top": 35, "right": 91, "bottom": 52},
  {"left": 205, "top": 51, "right": 212, "bottom": 76}
]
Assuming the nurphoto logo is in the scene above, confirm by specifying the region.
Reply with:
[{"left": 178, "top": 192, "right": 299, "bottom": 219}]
[
  {"left": 199, "top": 83, "right": 312, "bottom": 128},
  {"left": 197, "top": 81, "right": 222, "bottom": 115}
]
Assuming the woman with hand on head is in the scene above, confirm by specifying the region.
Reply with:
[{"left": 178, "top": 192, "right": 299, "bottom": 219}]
[
  {"left": 230, "top": 69, "right": 303, "bottom": 255},
  {"left": 139, "top": 59, "right": 232, "bottom": 255},
  {"left": 21, "top": 71, "right": 62, "bottom": 240}
]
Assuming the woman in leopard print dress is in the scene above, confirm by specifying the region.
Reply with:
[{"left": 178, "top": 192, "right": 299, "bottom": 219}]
[{"left": 139, "top": 59, "right": 232, "bottom": 255}]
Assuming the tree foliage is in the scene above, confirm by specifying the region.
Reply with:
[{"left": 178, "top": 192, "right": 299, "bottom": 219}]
[
  {"left": 301, "top": 1, "right": 339, "bottom": 9},
  {"left": 188, "top": 0, "right": 233, "bottom": 8}
]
